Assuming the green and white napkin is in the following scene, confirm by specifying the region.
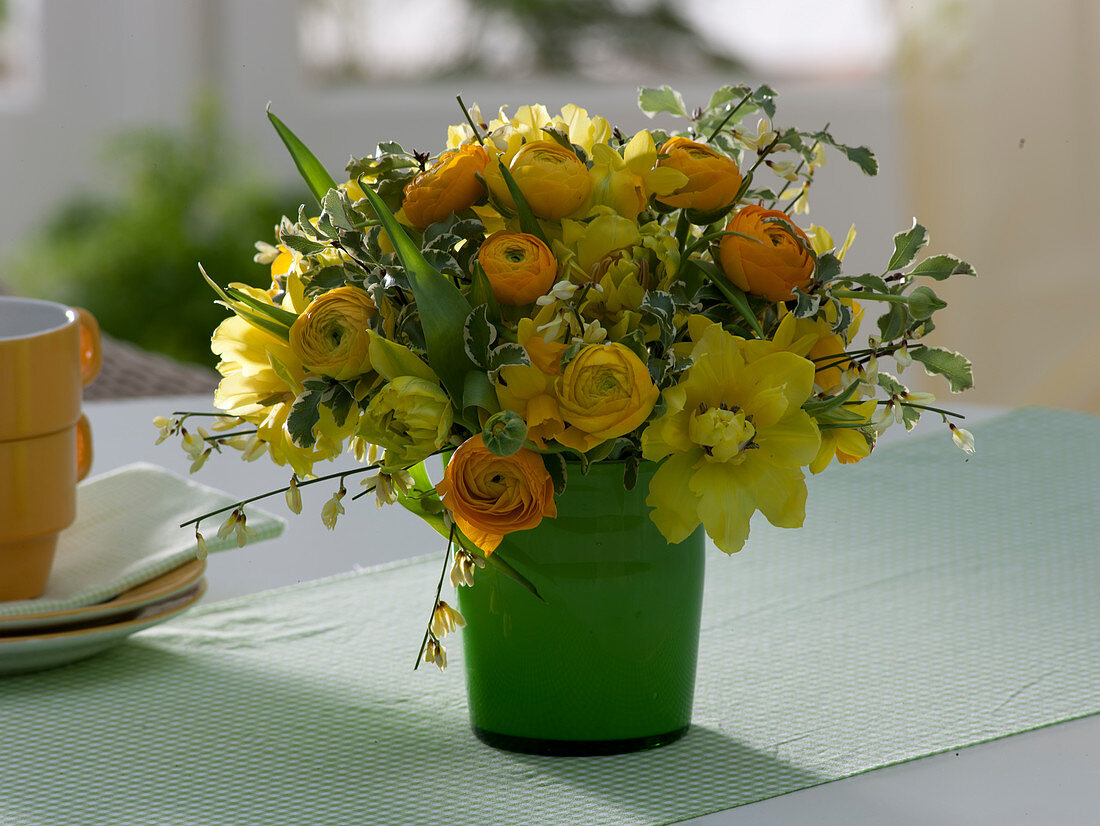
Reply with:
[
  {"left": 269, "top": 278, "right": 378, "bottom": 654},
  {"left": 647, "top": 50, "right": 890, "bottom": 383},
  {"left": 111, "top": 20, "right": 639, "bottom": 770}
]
[{"left": 0, "top": 462, "right": 284, "bottom": 617}]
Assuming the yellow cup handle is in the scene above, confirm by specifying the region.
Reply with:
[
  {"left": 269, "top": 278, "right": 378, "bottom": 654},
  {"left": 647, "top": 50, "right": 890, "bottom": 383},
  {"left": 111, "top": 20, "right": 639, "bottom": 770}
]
[
  {"left": 74, "top": 307, "right": 102, "bottom": 387},
  {"left": 75, "top": 414, "right": 93, "bottom": 481}
]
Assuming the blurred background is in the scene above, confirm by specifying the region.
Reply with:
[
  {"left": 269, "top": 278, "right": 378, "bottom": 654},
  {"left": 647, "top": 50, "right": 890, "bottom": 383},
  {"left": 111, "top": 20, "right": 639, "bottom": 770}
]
[{"left": 0, "top": 0, "right": 1096, "bottom": 410}]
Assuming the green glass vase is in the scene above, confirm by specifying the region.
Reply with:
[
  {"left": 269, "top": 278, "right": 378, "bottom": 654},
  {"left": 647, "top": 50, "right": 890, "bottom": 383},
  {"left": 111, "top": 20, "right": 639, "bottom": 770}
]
[{"left": 456, "top": 459, "right": 706, "bottom": 756}]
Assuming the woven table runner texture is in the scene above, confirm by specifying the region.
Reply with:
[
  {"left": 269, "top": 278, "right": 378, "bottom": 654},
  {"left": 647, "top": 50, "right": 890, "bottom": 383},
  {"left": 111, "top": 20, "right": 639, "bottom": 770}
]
[{"left": 1, "top": 408, "right": 1097, "bottom": 825}]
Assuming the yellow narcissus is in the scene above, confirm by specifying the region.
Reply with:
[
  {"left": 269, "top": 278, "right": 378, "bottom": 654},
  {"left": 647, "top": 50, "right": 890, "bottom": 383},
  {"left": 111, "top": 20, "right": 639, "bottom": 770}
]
[
  {"left": 289, "top": 286, "right": 376, "bottom": 381},
  {"left": 402, "top": 144, "right": 489, "bottom": 230},
  {"left": 505, "top": 140, "right": 592, "bottom": 220},
  {"left": 588, "top": 131, "right": 688, "bottom": 219},
  {"left": 719, "top": 205, "right": 815, "bottom": 301},
  {"left": 357, "top": 376, "right": 454, "bottom": 466},
  {"left": 212, "top": 287, "right": 349, "bottom": 478},
  {"left": 556, "top": 343, "right": 658, "bottom": 453},
  {"left": 641, "top": 321, "right": 821, "bottom": 554},
  {"left": 477, "top": 231, "right": 558, "bottom": 306},
  {"left": 655, "top": 137, "right": 743, "bottom": 213},
  {"left": 435, "top": 434, "right": 557, "bottom": 554}
]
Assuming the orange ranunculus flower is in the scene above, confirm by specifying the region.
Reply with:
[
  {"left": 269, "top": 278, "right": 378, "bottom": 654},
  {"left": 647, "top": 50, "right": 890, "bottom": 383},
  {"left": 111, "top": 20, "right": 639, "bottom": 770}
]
[
  {"left": 507, "top": 140, "right": 592, "bottom": 220},
  {"left": 477, "top": 231, "right": 558, "bottom": 305},
  {"left": 288, "top": 286, "right": 376, "bottom": 380},
  {"left": 556, "top": 343, "right": 659, "bottom": 453},
  {"left": 402, "top": 144, "right": 489, "bottom": 230},
  {"left": 654, "top": 137, "right": 742, "bottom": 213},
  {"left": 435, "top": 434, "right": 557, "bottom": 554},
  {"left": 719, "top": 205, "right": 816, "bottom": 302}
]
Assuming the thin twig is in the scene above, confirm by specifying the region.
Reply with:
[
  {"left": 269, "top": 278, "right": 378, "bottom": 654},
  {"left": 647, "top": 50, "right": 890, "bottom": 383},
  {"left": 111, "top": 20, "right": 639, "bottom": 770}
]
[{"left": 414, "top": 522, "right": 455, "bottom": 671}]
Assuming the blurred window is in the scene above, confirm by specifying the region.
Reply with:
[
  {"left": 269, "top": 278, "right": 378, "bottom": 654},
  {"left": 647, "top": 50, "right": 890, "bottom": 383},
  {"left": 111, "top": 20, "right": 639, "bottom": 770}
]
[{"left": 298, "top": 0, "right": 897, "bottom": 84}]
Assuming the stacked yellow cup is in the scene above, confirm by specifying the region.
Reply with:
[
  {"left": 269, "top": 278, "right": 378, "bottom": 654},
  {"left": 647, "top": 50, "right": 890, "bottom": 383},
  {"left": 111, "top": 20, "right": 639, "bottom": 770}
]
[{"left": 0, "top": 297, "right": 101, "bottom": 600}]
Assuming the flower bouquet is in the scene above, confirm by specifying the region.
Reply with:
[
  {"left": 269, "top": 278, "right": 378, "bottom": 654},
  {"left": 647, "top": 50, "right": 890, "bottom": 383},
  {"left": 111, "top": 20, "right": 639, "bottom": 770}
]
[{"left": 159, "top": 82, "right": 975, "bottom": 754}]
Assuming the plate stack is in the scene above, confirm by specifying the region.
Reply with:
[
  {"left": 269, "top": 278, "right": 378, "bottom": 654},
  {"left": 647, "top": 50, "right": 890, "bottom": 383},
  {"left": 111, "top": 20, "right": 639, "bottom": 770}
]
[{"left": 0, "top": 558, "right": 207, "bottom": 675}]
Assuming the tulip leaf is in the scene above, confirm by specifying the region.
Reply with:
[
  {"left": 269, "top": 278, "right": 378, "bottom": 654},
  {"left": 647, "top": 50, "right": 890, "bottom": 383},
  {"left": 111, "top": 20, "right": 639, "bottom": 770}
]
[
  {"left": 353, "top": 179, "right": 477, "bottom": 406},
  {"left": 461, "top": 370, "right": 500, "bottom": 424},
  {"left": 367, "top": 332, "right": 439, "bottom": 383},
  {"left": 267, "top": 107, "right": 338, "bottom": 205},
  {"left": 495, "top": 159, "right": 550, "bottom": 246},
  {"left": 469, "top": 261, "right": 502, "bottom": 322},
  {"left": 224, "top": 287, "right": 298, "bottom": 330},
  {"left": 686, "top": 258, "right": 765, "bottom": 338}
]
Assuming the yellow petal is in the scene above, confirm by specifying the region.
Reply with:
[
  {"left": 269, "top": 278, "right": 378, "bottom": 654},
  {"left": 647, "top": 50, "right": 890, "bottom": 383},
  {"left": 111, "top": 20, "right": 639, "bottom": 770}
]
[
  {"left": 754, "top": 410, "right": 821, "bottom": 469},
  {"left": 689, "top": 462, "right": 759, "bottom": 554},
  {"left": 750, "top": 463, "right": 808, "bottom": 529},
  {"left": 646, "top": 452, "right": 704, "bottom": 544}
]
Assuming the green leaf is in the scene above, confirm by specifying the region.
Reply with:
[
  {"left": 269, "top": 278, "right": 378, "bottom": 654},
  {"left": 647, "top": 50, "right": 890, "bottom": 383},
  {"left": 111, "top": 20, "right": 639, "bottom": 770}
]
[
  {"left": 814, "top": 253, "right": 843, "bottom": 283},
  {"left": 887, "top": 220, "right": 929, "bottom": 272},
  {"left": 495, "top": 159, "right": 550, "bottom": 246},
  {"left": 843, "top": 273, "right": 890, "bottom": 292},
  {"left": 877, "top": 302, "right": 909, "bottom": 341},
  {"left": 278, "top": 234, "right": 329, "bottom": 256},
  {"left": 481, "top": 410, "right": 527, "bottom": 457},
  {"left": 321, "top": 189, "right": 355, "bottom": 232},
  {"left": 707, "top": 83, "right": 752, "bottom": 113},
  {"left": 811, "top": 128, "right": 878, "bottom": 176},
  {"left": 623, "top": 454, "right": 640, "bottom": 492},
  {"left": 488, "top": 342, "right": 530, "bottom": 376},
  {"left": 911, "top": 346, "right": 974, "bottom": 392},
  {"left": 267, "top": 108, "right": 337, "bottom": 205},
  {"left": 638, "top": 85, "right": 689, "bottom": 119},
  {"left": 907, "top": 285, "right": 947, "bottom": 319},
  {"left": 462, "top": 370, "right": 500, "bottom": 422},
  {"left": 224, "top": 287, "right": 298, "bottom": 329},
  {"left": 287, "top": 386, "right": 322, "bottom": 448},
  {"left": 354, "top": 182, "right": 476, "bottom": 404},
  {"left": 687, "top": 258, "right": 765, "bottom": 338},
  {"left": 367, "top": 332, "right": 438, "bottom": 383},
  {"left": 469, "top": 262, "right": 501, "bottom": 321},
  {"left": 543, "top": 451, "right": 568, "bottom": 496},
  {"left": 791, "top": 288, "right": 822, "bottom": 318},
  {"left": 463, "top": 304, "right": 497, "bottom": 370},
  {"left": 909, "top": 254, "right": 977, "bottom": 281}
]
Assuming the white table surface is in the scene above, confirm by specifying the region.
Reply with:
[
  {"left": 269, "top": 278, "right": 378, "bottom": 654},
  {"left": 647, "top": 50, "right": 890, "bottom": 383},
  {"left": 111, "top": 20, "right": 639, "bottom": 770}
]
[{"left": 85, "top": 395, "right": 1099, "bottom": 826}]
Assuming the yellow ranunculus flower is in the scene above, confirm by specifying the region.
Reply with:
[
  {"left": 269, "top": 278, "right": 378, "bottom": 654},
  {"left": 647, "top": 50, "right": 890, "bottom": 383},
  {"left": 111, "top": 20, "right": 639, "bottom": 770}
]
[
  {"left": 402, "top": 144, "right": 489, "bottom": 230},
  {"left": 641, "top": 320, "right": 820, "bottom": 554},
  {"left": 357, "top": 376, "right": 454, "bottom": 466},
  {"left": 435, "top": 435, "right": 557, "bottom": 554},
  {"left": 478, "top": 231, "right": 558, "bottom": 305},
  {"left": 507, "top": 140, "right": 592, "bottom": 220},
  {"left": 655, "top": 136, "right": 743, "bottom": 213},
  {"left": 556, "top": 343, "right": 658, "bottom": 453},
  {"left": 289, "top": 286, "right": 376, "bottom": 381},
  {"left": 719, "top": 205, "right": 815, "bottom": 302}
]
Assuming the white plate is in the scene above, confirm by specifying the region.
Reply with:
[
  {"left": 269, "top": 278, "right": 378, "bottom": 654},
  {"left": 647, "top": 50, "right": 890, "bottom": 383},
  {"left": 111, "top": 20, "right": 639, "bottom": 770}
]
[
  {"left": 0, "top": 558, "right": 206, "bottom": 633},
  {"left": 0, "top": 580, "right": 206, "bottom": 676}
]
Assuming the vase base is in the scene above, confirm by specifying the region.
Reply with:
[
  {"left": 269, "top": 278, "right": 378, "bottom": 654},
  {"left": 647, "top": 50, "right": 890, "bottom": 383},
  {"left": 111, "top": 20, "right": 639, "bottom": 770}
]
[{"left": 472, "top": 724, "right": 690, "bottom": 756}]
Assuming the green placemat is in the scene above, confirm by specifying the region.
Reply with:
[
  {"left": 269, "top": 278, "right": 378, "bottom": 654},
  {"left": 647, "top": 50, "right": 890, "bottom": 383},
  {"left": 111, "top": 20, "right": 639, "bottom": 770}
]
[{"left": 1, "top": 408, "right": 1097, "bottom": 825}]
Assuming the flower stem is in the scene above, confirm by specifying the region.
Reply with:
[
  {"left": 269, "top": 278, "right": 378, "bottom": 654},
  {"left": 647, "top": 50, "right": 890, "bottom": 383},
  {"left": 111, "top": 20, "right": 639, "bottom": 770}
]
[
  {"left": 456, "top": 95, "right": 485, "bottom": 146},
  {"left": 179, "top": 464, "right": 380, "bottom": 528},
  {"left": 706, "top": 88, "right": 754, "bottom": 142},
  {"left": 414, "top": 521, "right": 455, "bottom": 671}
]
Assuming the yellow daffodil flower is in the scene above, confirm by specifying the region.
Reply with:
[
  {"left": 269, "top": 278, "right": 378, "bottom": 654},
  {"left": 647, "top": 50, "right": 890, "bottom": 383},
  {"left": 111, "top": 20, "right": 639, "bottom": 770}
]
[{"left": 641, "top": 321, "right": 820, "bottom": 553}]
